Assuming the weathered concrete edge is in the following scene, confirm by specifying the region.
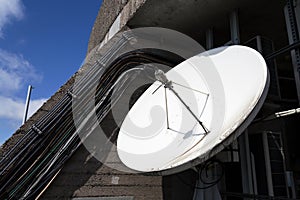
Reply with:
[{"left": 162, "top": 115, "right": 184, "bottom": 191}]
[
  {"left": 88, "top": 0, "right": 147, "bottom": 53},
  {"left": 87, "top": 0, "right": 129, "bottom": 54}
]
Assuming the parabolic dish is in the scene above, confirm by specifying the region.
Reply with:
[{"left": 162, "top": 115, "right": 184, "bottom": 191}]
[{"left": 116, "top": 45, "right": 269, "bottom": 173}]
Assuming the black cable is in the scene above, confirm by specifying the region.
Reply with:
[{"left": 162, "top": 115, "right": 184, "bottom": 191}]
[
  {"left": 199, "top": 159, "right": 224, "bottom": 185},
  {"left": 0, "top": 48, "right": 184, "bottom": 199},
  {"left": 175, "top": 159, "right": 224, "bottom": 190}
]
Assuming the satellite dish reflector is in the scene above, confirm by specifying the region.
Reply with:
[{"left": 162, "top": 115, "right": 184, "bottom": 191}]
[{"left": 117, "top": 45, "right": 269, "bottom": 173}]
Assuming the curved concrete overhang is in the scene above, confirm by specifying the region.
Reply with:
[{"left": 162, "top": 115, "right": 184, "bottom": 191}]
[
  {"left": 127, "top": 0, "right": 286, "bottom": 45},
  {"left": 88, "top": 0, "right": 286, "bottom": 54}
]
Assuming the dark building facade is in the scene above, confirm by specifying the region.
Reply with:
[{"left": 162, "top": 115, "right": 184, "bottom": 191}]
[{"left": 1, "top": 0, "right": 300, "bottom": 199}]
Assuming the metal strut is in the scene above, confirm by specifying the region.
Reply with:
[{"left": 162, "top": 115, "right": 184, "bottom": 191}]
[{"left": 154, "top": 69, "right": 209, "bottom": 134}]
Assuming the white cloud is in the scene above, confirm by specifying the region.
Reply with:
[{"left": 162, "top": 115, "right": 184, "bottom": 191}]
[
  {"left": 0, "top": 49, "right": 45, "bottom": 124},
  {"left": 0, "top": 96, "right": 47, "bottom": 121},
  {"left": 0, "top": 0, "right": 48, "bottom": 142},
  {"left": 0, "top": 49, "right": 42, "bottom": 95},
  {"left": 0, "top": 0, "right": 24, "bottom": 37}
]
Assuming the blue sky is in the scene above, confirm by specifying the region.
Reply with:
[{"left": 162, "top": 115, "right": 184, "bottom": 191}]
[{"left": 0, "top": 0, "right": 102, "bottom": 144}]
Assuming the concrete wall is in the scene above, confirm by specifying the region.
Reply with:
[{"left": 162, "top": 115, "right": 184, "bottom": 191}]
[
  {"left": 87, "top": 0, "right": 147, "bottom": 54},
  {"left": 0, "top": 1, "right": 164, "bottom": 199},
  {"left": 38, "top": 1, "right": 166, "bottom": 199},
  {"left": 41, "top": 145, "right": 163, "bottom": 200},
  {"left": 87, "top": 0, "right": 128, "bottom": 54}
]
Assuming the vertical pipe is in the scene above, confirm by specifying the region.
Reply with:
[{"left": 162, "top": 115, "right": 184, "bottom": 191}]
[
  {"left": 262, "top": 132, "right": 274, "bottom": 196},
  {"left": 23, "top": 85, "right": 33, "bottom": 124},
  {"left": 206, "top": 28, "right": 214, "bottom": 50},
  {"left": 284, "top": 1, "right": 300, "bottom": 104},
  {"left": 251, "top": 153, "right": 258, "bottom": 195},
  {"left": 238, "top": 130, "right": 254, "bottom": 194},
  {"left": 229, "top": 10, "right": 240, "bottom": 44},
  {"left": 256, "top": 35, "right": 263, "bottom": 53},
  {"left": 286, "top": 171, "right": 296, "bottom": 198}
]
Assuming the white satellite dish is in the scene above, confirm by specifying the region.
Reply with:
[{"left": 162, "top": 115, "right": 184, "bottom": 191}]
[{"left": 117, "top": 45, "right": 269, "bottom": 173}]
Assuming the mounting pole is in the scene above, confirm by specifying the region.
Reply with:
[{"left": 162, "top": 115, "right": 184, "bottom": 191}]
[
  {"left": 23, "top": 85, "right": 33, "bottom": 124},
  {"left": 154, "top": 69, "right": 209, "bottom": 134}
]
